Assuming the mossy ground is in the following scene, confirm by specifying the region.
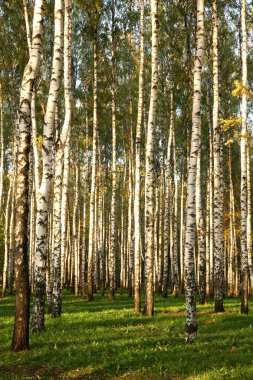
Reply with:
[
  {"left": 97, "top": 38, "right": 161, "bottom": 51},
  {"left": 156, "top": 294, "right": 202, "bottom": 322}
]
[{"left": 1, "top": 291, "right": 253, "bottom": 379}]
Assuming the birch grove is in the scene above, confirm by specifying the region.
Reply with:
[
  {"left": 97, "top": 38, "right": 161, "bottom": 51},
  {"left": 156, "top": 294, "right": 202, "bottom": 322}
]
[{"left": 0, "top": 0, "right": 253, "bottom": 353}]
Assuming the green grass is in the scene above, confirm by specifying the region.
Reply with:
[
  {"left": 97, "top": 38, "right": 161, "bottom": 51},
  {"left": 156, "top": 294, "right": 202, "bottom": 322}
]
[{"left": 1, "top": 291, "right": 253, "bottom": 379}]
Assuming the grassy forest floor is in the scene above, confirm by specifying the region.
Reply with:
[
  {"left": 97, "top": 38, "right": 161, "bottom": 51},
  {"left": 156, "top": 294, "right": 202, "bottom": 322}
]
[{"left": 1, "top": 291, "right": 253, "bottom": 380}]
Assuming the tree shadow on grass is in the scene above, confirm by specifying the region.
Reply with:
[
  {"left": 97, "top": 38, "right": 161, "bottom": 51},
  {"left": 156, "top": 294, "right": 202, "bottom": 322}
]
[{"left": 1, "top": 292, "right": 253, "bottom": 379}]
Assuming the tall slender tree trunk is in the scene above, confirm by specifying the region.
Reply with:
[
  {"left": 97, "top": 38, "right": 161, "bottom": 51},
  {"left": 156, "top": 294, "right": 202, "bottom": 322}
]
[
  {"left": 128, "top": 157, "right": 134, "bottom": 297},
  {"left": 81, "top": 108, "right": 89, "bottom": 296},
  {"left": 0, "top": 84, "right": 4, "bottom": 211},
  {"left": 2, "top": 176, "right": 13, "bottom": 298},
  {"left": 109, "top": 0, "right": 117, "bottom": 301},
  {"left": 209, "top": 128, "right": 214, "bottom": 299},
  {"left": 172, "top": 132, "right": 179, "bottom": 297},
  {"left": 87, "top": 20, "right": 99, "bottom": 302},
  {"left": 163, "top": 91, "right": 173, "bottom": 298},
  {"left": 157, "top": 153, "right": 164, "bottom": 296},
  {"left": 228, "top": 145, "right": 235, "bottom": 296},
  {"left": 73, "top": 164, "right": 79, "bottom": 296},
  {"left": 61, "top": 134, "right": 70, "bottom": 288},
  {"left": 184, "top": 0, "right": 204, "bottom": 343},
  {"left": 212, "top": 0, "right": 224, "bottom": 313},
  {"left": 134, "top": 0, "right": 144, "bottom": 313},
  {"left": 180, "top": 177, "right": 185, "bottom": 293},
  {"left": 240, "top": 0, "right": 249, "bottom": 314},
  {"left": 32, "top": 0, "right": 63, "bottom": 332},
  {"left": 246, "top": 142, "right": 253, "bottom": 295},
  {"left": 8, "top": 171, "right": 16, "bottom": 294},
  {"left": 206, "top": 164, "right": 210, "bottom": 298},
  {"left": 196, "top": 140, "right": 206, "bottom": 304},
  {"left": 51, "top": 0, "right": 72, "bottom": 317},
  {"left": 144, "top": 0, "right": 158, "bottom": 316},
  {"left": 12, "top": 0, "right": 44, "bottom": 352},
  {"left": 23, "top": 0, "right": 40, "bottom": 201}
]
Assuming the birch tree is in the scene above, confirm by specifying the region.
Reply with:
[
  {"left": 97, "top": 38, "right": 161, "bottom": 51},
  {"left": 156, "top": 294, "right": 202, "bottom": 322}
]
[
  {"left": 61, "top": 134, "right": 70, "bottom": 288},
  {"left": 184, "top": 0, "right": 204, "bottom": 343},
  {"left": 2, "top": 174, "right": 13, "bottom": 298},
  {"left": 163, "top": 89, "right": 173, "bottom": 298},
  {"left": 23, "top": 0, "right": 40, "bottom": 200},
  {"left": 134, "top": 0, "right": 144, "bottom": 312},
  {"left": 144, "top": 0, "right": 158, "bottom": 316},
  {"left": 87, "top": 1, "right": 101, "bottom": 302},
  {"left": 240, "top": 0, "right": 249, "bottom": 314},
  {"left": 196, "top": 139, "right": 206, "bottom": 305},
  {"left": 51, "top": 0, "right": 72, "bottom": 317},
  {"left": 12, "top": 0, "right": 44, "bottom": 352},
  {"left": 32, "top": 0, "right": 64, "bottom": 333},
  {"left": 0, "top": 84, "right": 4, "bottom": 211},
  {"left": 212, "top": 0, "right": 224, "bottom": 313},
  {"left": 109, "top": 0, "right": 117, "bottom": 301}
]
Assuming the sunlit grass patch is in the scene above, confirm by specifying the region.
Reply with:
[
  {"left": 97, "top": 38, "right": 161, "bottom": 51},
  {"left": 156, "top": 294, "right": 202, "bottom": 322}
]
[{"left": 0, "top": 291, "right": 253, "bottom": 379}]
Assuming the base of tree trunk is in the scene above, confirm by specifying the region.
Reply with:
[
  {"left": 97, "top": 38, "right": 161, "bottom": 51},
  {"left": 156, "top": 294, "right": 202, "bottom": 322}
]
[
  {"left": 48, "top": 303, "right": 52, "bottom": 314},
  {"left": 185, "top": 322, "right": 197, "bottom": 343},
  {"left": 199, "top": 293, "right": 206, "bottom": 305},
  {"left": 31, "top": 315, "right": 45, "bottom": 333},
  {"left": 51, "top": 301, "right": 62, "bottom": 317},
  {"left": 12, "top": 326, "right": 30, "bottom": 352},
  {"left": 108, "top": 290, "right": 115, "bottom": 301},
  {"left": 241, "top": 274, "right": 249, "bottom": 314},
  {"left": 214, "top": 300, "right": 225, "bottom": 313},
  {"left": 157, "top": 284, "right": 162, "bottom": 296},
  {"left": 87, "top": 292, "right": 94, "bottom": 302},
  {"left": 199, "top": 297, "right": 207, "bottom": 305},
  {"left": 145, "top": 302, "right": 154, "bottom": 316},
  {"left": 12, "top": 343, "right": 30, "bottom": 352},
  {"left": 134, "top": 290, "right": 141, "bottom": 313},
  {"left": 241, "top": 302, "right": 249, "bottom": 314}
]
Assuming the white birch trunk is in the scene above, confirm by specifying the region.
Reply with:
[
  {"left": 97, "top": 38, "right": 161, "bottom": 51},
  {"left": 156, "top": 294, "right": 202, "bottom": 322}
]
[
  {"left": 8, "top": 170, "right": 16, "bottom": 294},
  {"left": 212, "top": 0, "right": 224, "bottom": 313},
  {"left": 51, "top": 0, "right": 72, "bottom": 317},
  {"left": 2, "top": 174, "right": 12, "bottom": 298},
  {"left": 163, "top": 91, "right": 173, "bottom": 298},
  {"left": 0, "top": 84, "right": 4, "bottom": 211},
  {"left": 87, "top": 23, "right": 98, "bottom": 301},
  {"left": 246, "top": 142, "right": 253, "bottom": 295},
  {"left": 109, "top": 0, "right": 117, "bottom": 300},
  {"left": 134, "top": 0, "right": 144, "bottom": 312},
  {"left": 184, "top": 0, "right": 204, "bottom": 343},
  {"left": 180, "top": 177, "right": 185, "bottom": 292},
  {"left": 12, "top": 0, "right": 44, "bottom": 352},
  {"left": 81, "top": 103, "right": 89, "bottom": 296},
  {"left": 32, "top": 0, "right": 64, "bottom": 332},
  {"left": 61, "top": 134, "right": 70, "bottom": 288},
  {"left": 240, "top": 0, "right": 249, "bottom": 314},
  {"left": 73, "top": 164, "right": 79, "bottom": 296},
  {"left": 23, "top": 0, "right": 40, "bottom": 200},
  {"left": 196, "top": 138, "right": 206, "bottom": 304},
  {"left": 172, "top": 131, "right": 179, "bottom": 297},
  {"left": 144, "top": 0, "right": 158, "bottom": 316}
]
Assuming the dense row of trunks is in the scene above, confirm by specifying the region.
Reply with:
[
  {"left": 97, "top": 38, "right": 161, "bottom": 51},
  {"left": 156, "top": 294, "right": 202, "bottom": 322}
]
[{"left": 0, "top": 0, "right": 252, "bottom": 351}]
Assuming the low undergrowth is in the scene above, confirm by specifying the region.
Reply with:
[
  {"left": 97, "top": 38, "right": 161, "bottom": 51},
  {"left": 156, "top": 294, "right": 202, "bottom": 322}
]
[{"left": 1, "top": 291, "right": 253, "bottom": 379}]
